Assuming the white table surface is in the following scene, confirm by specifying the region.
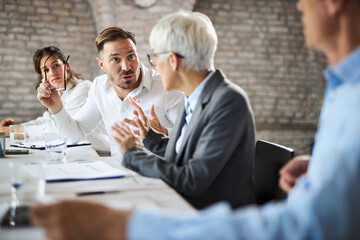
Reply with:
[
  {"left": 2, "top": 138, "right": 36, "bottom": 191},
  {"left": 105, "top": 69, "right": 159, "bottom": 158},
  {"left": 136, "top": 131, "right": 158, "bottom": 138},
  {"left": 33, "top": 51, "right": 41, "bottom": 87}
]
[{"left": 0, "top": 141, "right": 195, "bottom": 239}]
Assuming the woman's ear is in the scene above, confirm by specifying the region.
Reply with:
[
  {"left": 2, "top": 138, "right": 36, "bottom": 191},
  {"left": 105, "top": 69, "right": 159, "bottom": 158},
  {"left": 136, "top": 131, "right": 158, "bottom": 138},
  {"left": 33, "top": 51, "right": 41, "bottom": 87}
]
[{"left": 168, "top": 51, "right": 179, "bottom": 71}]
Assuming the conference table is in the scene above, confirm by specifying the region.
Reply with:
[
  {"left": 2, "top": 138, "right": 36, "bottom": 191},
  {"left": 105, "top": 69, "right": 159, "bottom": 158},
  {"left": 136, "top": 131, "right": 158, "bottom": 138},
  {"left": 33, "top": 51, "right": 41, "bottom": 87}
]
[{"left": 0, "top": 139, "right": 195, "bottom": 239}]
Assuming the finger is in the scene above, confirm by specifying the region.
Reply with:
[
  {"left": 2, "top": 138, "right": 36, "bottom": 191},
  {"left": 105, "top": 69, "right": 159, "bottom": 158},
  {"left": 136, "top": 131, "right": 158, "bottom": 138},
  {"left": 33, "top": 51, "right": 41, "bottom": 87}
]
[
  {"left": 149, "top": 104, "right": 157, "bottom": 119},
  {"left": 120, "top": 122, "right": 135, "bottom": 135},
  {"left": 40, "top": 79, "right": 51, "bottom": 92},
  {"left": 111, "top": 124, "right": 125, "bottom": 138},
  {"left": 129, "top": 97, "right": 147, "bottom": 121},
  {"left": 37, "top": 84, "right": 52, "bottom": 97},
  {"left": 114, "top": 123, "right": 134, "bottom": 138},
  {"left": 279, "top": 166, "right": 297, "bottom": 185},
  {"left": 279, "top": 177, "right": 293, "bottom": 193},
  {"left": 135, "top": 118, "right": 147, "bottom": 134},
  {"left": 110, "top": 135, "right": 123, "bottom": 145},
  {"left": 121, "top": 122, "right": 135, "bottom": 137},
  {"left": 123, "top": 118, "right": 138, "bottom": 128},
  {"left": 279, "top": 159, "right": 297, "bottom": 176},
  {"left": 131, "top": 96, "right": 140, "bottom": 104}
]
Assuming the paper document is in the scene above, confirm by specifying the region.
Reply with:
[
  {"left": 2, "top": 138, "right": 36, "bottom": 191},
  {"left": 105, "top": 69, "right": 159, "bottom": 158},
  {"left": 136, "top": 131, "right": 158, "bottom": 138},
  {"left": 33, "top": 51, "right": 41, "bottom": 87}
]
[
  {"left": 11, "top": 141, "right": 91, "bottom": 150},
  {"left": 23, "top": 161, "right": 128, "bottom": 182}
]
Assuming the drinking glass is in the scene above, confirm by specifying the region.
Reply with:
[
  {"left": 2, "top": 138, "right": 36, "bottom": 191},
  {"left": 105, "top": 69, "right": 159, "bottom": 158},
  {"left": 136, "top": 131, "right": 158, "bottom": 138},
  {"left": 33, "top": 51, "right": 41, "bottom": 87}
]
[
  {"left": 8, "top": 159, "right": 46, "bottom": 208},
  {"left": 9, "top": 125, "right": 26, "bottom": 145},
  {"left": 45, "top": 136, "right": 67, "bottom": 163},
  {"left": 0, "top": 132, "right": 5, "bottom": 157}
]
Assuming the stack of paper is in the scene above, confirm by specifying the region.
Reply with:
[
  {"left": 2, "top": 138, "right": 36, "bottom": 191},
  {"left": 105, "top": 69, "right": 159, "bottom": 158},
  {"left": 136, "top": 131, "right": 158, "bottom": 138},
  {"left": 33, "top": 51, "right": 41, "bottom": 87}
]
[{"left": 23, "top": 161, "right": 128, "bottom": 182}]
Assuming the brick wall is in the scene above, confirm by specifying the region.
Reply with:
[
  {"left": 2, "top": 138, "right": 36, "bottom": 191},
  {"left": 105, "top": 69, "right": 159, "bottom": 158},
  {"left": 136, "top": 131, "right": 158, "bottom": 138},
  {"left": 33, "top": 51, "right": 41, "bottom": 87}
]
[
  {"left": 88, "top": 0, "right": 197, "bottom": 66},
  {"left": 0, "top": 0, "right": 327, "bottom": 154},
  {"left": 0, "top": 0, "right": 98, "bottom": 122},
  {"left": 194, "top": 0, "right": 327, "bottom": 154}
]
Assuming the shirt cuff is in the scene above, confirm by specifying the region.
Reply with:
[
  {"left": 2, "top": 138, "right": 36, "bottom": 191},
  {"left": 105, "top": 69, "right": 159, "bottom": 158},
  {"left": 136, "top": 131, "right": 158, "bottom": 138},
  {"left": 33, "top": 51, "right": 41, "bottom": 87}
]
[{"left": 50, "top": 107, "right": 67, "bottom": 122}]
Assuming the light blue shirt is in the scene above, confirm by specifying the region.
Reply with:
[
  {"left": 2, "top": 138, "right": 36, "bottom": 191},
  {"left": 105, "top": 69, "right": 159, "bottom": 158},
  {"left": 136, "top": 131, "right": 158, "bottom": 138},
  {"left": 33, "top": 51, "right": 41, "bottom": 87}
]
[
  {"left": 128, "top": 46, "right": 360, "bottom": 239},
  {"left": 175, "top": 71, "right": 215, "bottom": 153}
]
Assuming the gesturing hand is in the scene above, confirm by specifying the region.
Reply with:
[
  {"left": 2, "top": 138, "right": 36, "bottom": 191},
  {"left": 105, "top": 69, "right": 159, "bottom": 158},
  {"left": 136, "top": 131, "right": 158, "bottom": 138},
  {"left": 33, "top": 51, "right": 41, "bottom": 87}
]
[
  {"left": 123, "top": 96, "right": 151, "bottom": 139},
  {"left": 37, "top": 78, "right": 63, "bottom": 114},
  {"left": 279, "top": 155, "right": 310, "bottom": 193},
  {"left": 124, "top": 97, "right": 168, "bottom": 139},
  {"left": 149, "top": 104, "right": 168, "bottom": 135},
  {"left": 111, "top": 122, "right": 143, "bottom": 155}
]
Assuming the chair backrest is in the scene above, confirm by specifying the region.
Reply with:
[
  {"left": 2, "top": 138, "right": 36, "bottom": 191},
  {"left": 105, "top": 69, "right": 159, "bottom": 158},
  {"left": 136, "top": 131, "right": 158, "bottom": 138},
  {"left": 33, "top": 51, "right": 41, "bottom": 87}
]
[{"left": 254, "top": 139, "right": 294, "bottom": 205}]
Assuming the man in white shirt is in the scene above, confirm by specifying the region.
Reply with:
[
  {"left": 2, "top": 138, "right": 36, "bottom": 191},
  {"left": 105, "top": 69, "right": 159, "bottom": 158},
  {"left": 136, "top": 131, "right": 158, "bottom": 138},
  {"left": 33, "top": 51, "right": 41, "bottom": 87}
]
[{"left": 37, "top": 27, "right": 183, "bottom": 156}]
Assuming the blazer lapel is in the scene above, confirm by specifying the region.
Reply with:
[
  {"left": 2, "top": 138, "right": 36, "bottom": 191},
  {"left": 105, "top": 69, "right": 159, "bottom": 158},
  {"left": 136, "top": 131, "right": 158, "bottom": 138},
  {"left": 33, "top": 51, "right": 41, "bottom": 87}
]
[{"left": 175, "top": 70, "right": 224, "bottom": 161}]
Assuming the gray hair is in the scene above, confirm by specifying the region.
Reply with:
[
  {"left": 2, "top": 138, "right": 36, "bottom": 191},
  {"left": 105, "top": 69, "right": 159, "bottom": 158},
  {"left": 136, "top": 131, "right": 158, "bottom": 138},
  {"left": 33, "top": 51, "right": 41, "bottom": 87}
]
[{"left": 149, "top": 11, "right": 218, "bottom": 71}]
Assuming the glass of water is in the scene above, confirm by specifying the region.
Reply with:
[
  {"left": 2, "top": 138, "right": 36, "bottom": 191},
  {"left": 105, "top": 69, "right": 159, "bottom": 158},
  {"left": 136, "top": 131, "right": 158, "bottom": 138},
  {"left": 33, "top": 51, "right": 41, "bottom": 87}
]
[
  {"left": 9, "top": 125, "right": 26, "bottom": 145},
  {"left": 8, "top": 159, "right": 46, "bottom": 208},
  {"left": 45, "top": 136, "right": 67, "bottom": 163},
  {"left": 4, "top": 159, "right": 45, "bottom": 227}
]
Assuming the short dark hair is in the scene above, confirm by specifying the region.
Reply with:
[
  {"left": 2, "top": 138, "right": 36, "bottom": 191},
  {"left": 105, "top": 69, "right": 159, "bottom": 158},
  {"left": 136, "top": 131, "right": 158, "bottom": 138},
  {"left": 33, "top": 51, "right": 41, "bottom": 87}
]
[
  {"left": 95, "top": 27, "right": 136, "bottom": 53},
  {"left": 33, "top": 46, "right": 83, "bottom": 90}
]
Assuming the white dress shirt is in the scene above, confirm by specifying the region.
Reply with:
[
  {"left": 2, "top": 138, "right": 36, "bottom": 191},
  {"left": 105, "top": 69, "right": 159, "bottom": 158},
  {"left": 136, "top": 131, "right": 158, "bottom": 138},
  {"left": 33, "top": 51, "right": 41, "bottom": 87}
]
[
  {"left": 52, "top": 63, "right": 183, "bottom": 157},
  {"left": 23, "top": 79, "right": 110, "bottom": 151}
]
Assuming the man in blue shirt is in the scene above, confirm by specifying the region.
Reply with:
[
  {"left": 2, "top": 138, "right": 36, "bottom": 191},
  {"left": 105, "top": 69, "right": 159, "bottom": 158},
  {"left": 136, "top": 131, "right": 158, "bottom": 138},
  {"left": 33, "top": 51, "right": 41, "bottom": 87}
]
[{"left": 30, "top": 0, "right": 360, "bottom": 239}]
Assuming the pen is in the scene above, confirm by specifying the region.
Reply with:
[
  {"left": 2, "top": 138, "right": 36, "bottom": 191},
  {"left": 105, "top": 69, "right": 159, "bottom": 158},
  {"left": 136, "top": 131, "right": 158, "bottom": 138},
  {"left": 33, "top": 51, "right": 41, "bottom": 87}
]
[{"left": 76, "top": 190, "right": 120, "bottom": 196}]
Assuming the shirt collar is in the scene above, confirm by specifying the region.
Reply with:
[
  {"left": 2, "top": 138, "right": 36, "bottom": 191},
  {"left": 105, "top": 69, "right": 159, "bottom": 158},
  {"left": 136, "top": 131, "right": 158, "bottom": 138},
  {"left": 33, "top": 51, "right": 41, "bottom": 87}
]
[
  {"left": 131, "top": 63, "right": 152, "bottom": 96},
  {"left": 325, "top": 45, "right": 360, "bottom": 91},
  {"left": 184, "top": 71, "right": 215, "bottom": 115}
]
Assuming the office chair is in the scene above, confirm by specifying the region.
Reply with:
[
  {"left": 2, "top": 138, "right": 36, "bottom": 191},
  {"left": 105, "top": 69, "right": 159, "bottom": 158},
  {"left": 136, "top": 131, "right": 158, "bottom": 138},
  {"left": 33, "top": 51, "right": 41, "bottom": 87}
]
[{"left": 254, "top": 139, "right": 294, "bottom": 205}]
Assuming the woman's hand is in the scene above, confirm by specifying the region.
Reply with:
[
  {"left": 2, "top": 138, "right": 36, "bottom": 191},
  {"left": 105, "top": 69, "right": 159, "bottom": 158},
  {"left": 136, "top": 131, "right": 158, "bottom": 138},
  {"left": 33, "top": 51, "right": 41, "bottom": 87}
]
[
  {"left": 111, "top": 122, "right": 143, "bottom": 155},
  {"left": 37, "top": 78, "right": 63, "bottom": 114},
  {"left": 123, "top": 97, "right": 168, "bottom": 140}
]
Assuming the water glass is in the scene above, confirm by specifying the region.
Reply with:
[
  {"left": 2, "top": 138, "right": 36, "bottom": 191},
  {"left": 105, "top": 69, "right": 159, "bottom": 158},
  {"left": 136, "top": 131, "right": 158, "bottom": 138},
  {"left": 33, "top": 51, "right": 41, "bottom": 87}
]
[
  {"left": 8, "top": 159, "right": 46, "bottom": 208},
  {"left": 0, "top": 132, "right": 5, "bottom": 157},
  {"left": 45, "top": 137, "right": 67, "bottom": 163},
  {"left": 9, "top": 125, "right": 26, "bottom": 145}
]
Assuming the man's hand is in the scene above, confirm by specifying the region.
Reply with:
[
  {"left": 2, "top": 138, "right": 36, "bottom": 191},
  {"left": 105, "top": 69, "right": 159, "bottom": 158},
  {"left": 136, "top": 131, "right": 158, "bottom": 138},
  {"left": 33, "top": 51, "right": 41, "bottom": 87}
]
[
  {"left": 111, "top": 122, "right": 142, "bottom": 154},
  {"left": 37, "top": 79, "right": 63, "bottom": 114},
  {"left": 279, "top": 155, "right": 310, "bottom": 193},
  {"left": 30, "top": 200, "right": 132, "bottom": 240},
  {"left": 0, "top": 117, "right": 17, "bottom": 126}
]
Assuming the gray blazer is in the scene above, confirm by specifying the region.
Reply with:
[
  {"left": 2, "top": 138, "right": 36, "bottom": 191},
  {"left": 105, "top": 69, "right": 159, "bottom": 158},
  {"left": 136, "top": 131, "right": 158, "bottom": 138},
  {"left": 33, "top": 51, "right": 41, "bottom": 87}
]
[{"left": 123, "top": 70, "right": 255, "bottom": 209}]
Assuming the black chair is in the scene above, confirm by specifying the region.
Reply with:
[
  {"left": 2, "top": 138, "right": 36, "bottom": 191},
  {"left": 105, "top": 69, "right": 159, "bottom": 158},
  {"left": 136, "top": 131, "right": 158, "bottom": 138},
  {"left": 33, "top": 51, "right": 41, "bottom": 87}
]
[{"left": 254, "top": 139, "right": 294, "bottom": 205}]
